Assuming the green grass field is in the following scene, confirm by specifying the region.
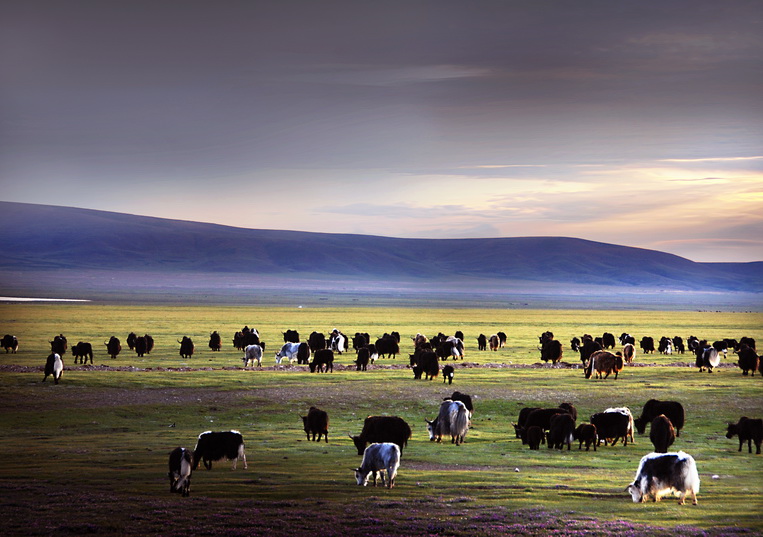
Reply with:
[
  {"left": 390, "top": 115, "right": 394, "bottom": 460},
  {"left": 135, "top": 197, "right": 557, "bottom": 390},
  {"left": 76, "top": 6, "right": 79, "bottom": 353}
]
[{"left": 1, "top": 303, "right": 761, "bottom": 536}]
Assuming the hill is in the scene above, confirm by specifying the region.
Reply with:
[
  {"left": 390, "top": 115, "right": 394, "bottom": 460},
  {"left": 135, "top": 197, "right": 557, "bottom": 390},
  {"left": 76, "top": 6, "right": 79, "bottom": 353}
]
[{"left": 0, "top": 201, "right": 761, "bottom": 303}]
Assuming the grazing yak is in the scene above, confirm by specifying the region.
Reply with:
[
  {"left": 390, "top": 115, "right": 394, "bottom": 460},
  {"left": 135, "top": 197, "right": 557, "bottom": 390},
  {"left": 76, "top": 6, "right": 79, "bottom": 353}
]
[
  {"left": 695, "top": 342, "right": 721, "bottom": 373},
  {"left": 619, "top": 333, "right": 636, "bottom": 346},
  {"left": 104, "top": 336, "right": 121, "bottom": 359},
  {"left": 233, "top": 329, "right": 260, "bottom": 350},
  {"left": 412, "top": 333, "right": 429, "bottom": 350},
  {"left": 496, "top": 331, "right": 507, "bottom": 348},
  {"left": 558, "top": 402, "right": 577, "bottom": 421},
  {"left": 442, "top": 365, "right": 454, "bottom": 384},
  {"left": 349, "top": 416, "right": 412, "bottom": 455},
  {"left": 168, "top": 447, "right": 193, "bottom": 497},
  {"left": 426, "top": 399, "right": 470, "bottom": 445},
  {"left": 516, "top": 405, "right": 573, "bottom": 439},
  {"left": 2, "top": 334, "right": 18, "bottom": 353},
  {"left": 579, "top": 335, "right": 602, "bottom": 365},
  {"left": 622, "top": 343, "right": 635, "bottom": 364},
  {"left": 738, "top": 336, "right": 756, "bottom": 351},
  {"left": 50, "top": 334, "right": 68, "bottom": 356},
  {"left": 127, "top": 332, "right": 137, "bottom": 350},
  {"left": 193, "top": 430, "right": 247, "bottom": 470},
  {"left": 591, "top": 411, "right": 630, "bottom": 446},
  {"left": 736, "top": 344, "right": 759, "bottom": 376},
  {"left": 178, "top": 336, "right": 195, "bottom": 359},
  {"left": 687, "top": 335, "right": 700, "bottom": 353},
  {"left": 352, "top": 332, "right": 370, "bottom": 352},
  {"left": 570, "top": 336, "right": 581, "bottom": 351},
  {"left": 524, "top": 425, "right": 545, "bottom": 450},
  {"left": 477, "top": 334, "right": 487, "bottom": 351},
  {"left": 488, "top": 334, "right": 500, "bottom": 352},
  {"left": 435, "top": 336, "right": 464, "bottom": 361},
  {"left": 365, "top": 343, "right": 379, "bottom": 363},
  {"left": 375, "top": 335, "right": 400, "bottom": 359},
  {"left": 208, "top": 331, "right": 222, "bottom": 351},
  {"left": 283, "top": 329, "right": 300, "bottom": 343},
  {"left": 539, "top": 333, "right": 563, "bottom": 364},
  {"left": 585, "top": 350, "right": 623, "bottom": 379},
  {"left": 410, "top": 349, "right": 439, "bottom": 380},
  {"left": 308, "top": 331, "right": 327, "bottom": 352},
  {"left": 43, "top": 353, "right": 63, "bottom": 384},
  {"left": 275, "top": 342, "right": 301, "bottom": 364},
  {"left": 604, "top": 407, "right": 635, "bottom": 444},
  {"left": 448, "top": 391, "right": 474, "bottom": 417},
  {"left": 634, "top": 399, "right": 685, "bottom": 437},
  {"left": 329, "top": 329, "right": 347, "bottom": 354},
  {"left": 520, "top": 408, "right": 566, "bottom": 435},
  {"left": 712, "top": 339, "right": 729, "bottom": 356},
  {"left": 547, "top": 413, "right": 575, "bottom": 450},
  {"left": 354, "top": 442, "right": 400, "bottom": 488},
  {"left": 296, "top": 342, "right": 310, "bottom": 364},
  {"left": 514, "top": 407, "right": 541, "bottom": 439},
  {"left": 71, "top": 341, "right": 93, "bottom": 365},
  {"left": 301, "top": 406, "right": 329, "bottom": 443},
  {"left": 355, "top": 347, "right": 370, "bottom": 371},
  {"left": 650, "top": 415, "right": 676, "bottom": 453},
  {"left": 672, "top": 336, "right": 685, "bottom": 354},
  {"left": 602, "top": 332, "right": 616, "bottom": 349},
  {"left": 726, "top": 417, "right": 763, "bottom": 454},
  {"left": 640, "top": 336, "right": 655, "bottom": 354},
  {"left": 626, "top": 451, "right": 699, "bottom": 505},
  {"left": 242, "top": 344, "right": 265, "bottom": 367},
  {"left": 658, "top": 336, "right": 673, "bottom": 355},
  {"left": 309, "top": 349, "right": 334, "bottom": 373},
  {"left": 134, "top": 335, "right": 152, "bottom": 357},
  {"left": 574, "top": 423, "right": 598, "bottom": 451}
]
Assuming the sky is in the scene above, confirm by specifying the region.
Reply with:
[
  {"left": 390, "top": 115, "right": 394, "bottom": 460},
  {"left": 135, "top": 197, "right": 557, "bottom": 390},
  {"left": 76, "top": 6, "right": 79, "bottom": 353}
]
[{"left": 1, "top": 1, "right": 762, "bottom": 263}]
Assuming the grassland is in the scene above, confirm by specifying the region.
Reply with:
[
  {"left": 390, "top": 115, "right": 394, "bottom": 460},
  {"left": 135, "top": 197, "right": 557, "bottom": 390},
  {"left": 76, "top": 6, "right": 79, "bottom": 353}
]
[{"left": 1, "top": 303, "right": 761, "bottom": 536}]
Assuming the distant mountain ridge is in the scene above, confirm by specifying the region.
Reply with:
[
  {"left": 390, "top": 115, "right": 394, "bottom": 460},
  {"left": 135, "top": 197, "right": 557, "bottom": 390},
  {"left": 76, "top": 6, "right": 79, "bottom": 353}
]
[{"left": 1, "top": 201, "right": 761, "bottom": 292}]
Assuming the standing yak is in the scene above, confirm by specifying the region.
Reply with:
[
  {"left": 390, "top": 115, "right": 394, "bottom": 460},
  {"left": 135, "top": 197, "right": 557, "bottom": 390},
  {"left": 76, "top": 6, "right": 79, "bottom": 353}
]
[
  {"left": 208, "top": 331, "right": 222, "bottom": 352},
  {"left": 2, "top": 334, "right": 18, "bottom": 353},
  {"left": 104, "top": 336, "right": 121, "bottom": 359},
  {"left": 179, "top": 336, "right": 195, "bottom": 359}
]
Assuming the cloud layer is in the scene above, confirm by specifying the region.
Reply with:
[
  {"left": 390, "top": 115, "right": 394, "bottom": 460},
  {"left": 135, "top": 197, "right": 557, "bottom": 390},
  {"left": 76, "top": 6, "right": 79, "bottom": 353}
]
[{"left": 1, "top": 1, "right": 761, "bottom": 261}]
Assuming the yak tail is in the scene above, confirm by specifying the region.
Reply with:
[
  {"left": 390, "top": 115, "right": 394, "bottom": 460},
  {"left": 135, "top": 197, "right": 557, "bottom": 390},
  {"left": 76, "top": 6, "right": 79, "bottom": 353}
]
[
  {"left": 584, "top": 356, "right": 594, "bottom": 379},
  {"left": 453, "top": 407, "right": 470, "bottom": 443}
]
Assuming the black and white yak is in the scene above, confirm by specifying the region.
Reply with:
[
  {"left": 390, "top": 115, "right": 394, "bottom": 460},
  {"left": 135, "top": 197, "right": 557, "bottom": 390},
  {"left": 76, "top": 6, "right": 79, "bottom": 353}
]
[
  {"left": 43, "top": 353, "right": 63, "bottom": 384},
  {"left": 626, "top": 451, "right": 700, "bottom": 505},
  {"left": 242, "top": 344, "right": 265, "bottom": 367},
  {"left": 426, "top": 399, "right": 470, "bottom": 446},
  {"left": 1, "top": 334, "right": 18, "bottom": 353},
  {"left": 168, "top": 447, "right": 193, "bottom": 497},
  {"left": 353, "top": 442, "right": 400, "bottom": 488},
  {"left": 193, "top": 430, "right": 247, "bottom": 470}
]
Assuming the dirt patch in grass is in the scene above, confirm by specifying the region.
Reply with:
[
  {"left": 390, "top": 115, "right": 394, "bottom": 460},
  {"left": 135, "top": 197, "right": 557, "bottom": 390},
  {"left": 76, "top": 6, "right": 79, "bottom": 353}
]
[{"left": 2, "top": 478, "right": 749, "bottom": 537}]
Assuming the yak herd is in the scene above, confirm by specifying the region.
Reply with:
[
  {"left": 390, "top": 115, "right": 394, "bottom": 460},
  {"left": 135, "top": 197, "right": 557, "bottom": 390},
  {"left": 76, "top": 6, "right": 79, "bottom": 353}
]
[
  {"left": 5, "top": 327, "right": 760, "bottom": 381},
  {"left": 2, "top": 323, "right": 760, "bottom": 503},
  {"left": 168, "top": 392, "right": 762, "bottom": 500}
]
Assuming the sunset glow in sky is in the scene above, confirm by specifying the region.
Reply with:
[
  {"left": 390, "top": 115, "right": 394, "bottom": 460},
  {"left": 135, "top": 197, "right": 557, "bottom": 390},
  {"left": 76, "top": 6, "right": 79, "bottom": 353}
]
[{"left": 1, "top": 1, "right": 761, "bottom": 262}]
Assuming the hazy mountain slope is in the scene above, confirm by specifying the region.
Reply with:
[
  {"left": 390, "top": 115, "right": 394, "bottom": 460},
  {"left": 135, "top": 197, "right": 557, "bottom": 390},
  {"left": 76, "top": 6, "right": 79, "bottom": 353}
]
[{"left": 1, "top": 201, "right": 760, "bottom": 292}]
